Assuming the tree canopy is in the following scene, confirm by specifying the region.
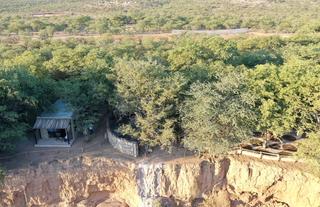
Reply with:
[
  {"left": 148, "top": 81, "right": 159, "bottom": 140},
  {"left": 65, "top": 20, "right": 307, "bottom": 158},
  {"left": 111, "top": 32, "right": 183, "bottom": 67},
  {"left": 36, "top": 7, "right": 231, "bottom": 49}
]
[
  {"left": 0, "top": 34, "right": 319, "bottom": 169},
  {"left": 181, "top": 70, "right": 257, "bottom": 154}
]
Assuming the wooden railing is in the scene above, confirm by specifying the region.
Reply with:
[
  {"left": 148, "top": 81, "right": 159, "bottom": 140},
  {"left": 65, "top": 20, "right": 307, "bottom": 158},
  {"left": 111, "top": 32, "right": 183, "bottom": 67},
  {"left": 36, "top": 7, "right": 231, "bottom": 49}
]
[{"left": 233, "top": 148, "right": 300, "bottom": 163}]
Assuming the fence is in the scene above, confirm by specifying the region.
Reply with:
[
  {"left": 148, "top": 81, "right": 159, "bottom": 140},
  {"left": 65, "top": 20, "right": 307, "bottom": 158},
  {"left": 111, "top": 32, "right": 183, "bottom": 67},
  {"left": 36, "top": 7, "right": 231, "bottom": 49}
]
[
  {"left": 106, "top": 130, "right": 138, "bottom": 157},
  {"left": 233, "top": 148, "right": 300, "bottom": 163},
  {"left": 106, "top": 120, "right": 139, "bottom": 158}
]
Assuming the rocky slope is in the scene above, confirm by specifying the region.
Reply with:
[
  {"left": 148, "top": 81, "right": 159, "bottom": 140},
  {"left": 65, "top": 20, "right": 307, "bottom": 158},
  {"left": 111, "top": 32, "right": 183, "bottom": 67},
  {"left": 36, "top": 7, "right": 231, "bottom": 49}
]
[{"left": 1, "top": 154, "right": 320, "bottom": 207}]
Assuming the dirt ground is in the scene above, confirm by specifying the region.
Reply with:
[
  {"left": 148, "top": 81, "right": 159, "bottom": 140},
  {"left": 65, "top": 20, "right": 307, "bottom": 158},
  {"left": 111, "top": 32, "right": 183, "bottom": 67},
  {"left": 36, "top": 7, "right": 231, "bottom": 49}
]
[
  {"left": 0, "top": 127, "right": 112, "bottom": 169},
  {"left": 0, "top": 121, "right": 194, "bottom": 170}
]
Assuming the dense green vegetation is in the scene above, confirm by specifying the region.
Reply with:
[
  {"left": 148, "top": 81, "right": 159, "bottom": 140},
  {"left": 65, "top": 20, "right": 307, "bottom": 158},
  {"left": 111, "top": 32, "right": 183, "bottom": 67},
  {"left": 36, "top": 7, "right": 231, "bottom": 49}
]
[
  {"left": 0, "top": 33, "right": 320, "bottom": 165},
  {"left": 0, "top": 0, "right": 320, "bottom": 172},
  {"left": 1, "top": 0, "right": 320, "bottom": 36},
  {"left": 181, "top": 70, "right": 257, "bottom": 154},
  {"left": 0, "top": 68, "right": 54, "bottom": 151},
  {"left": 298, "top": 132, "right": 320, "bottom": 174}
]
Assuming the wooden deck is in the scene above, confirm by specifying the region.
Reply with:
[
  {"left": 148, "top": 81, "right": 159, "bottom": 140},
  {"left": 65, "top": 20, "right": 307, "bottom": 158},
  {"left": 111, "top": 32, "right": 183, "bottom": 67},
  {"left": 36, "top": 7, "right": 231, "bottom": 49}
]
[{"left": 34, "top": 138, "right": 74, "bottom": 148}]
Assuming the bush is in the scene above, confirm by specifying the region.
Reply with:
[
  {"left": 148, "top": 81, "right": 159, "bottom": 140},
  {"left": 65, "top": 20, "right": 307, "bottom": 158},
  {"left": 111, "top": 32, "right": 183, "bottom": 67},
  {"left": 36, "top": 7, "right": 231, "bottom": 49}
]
[{"left": 297, "top": 132, "right": 320, "bottom": 175}]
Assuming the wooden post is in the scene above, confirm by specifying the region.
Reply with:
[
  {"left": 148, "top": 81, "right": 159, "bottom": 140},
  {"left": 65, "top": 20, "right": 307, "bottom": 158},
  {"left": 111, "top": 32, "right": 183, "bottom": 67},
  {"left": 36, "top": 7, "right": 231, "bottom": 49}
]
[
  {"left": 104, "top": 132, "right": 108, "bottom": 145},
  {"left": 34, "top": 129, "right": 38, "bottom": 144},
  {"left": 66, "top": 128, "right": 70, "bottom": 144},
  {"left": 71, "top": 118, "right": 76, "bottom": 141}
]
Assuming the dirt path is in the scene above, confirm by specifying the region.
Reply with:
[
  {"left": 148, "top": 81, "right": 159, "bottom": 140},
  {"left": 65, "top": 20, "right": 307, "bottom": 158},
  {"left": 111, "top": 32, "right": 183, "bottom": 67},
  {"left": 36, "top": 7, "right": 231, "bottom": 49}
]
[
  {"left": 0, "top": 117, "right": 193, "bottom": 170},
  {"left": 0, "top": 30, "right": 296, "bottom": 43}
]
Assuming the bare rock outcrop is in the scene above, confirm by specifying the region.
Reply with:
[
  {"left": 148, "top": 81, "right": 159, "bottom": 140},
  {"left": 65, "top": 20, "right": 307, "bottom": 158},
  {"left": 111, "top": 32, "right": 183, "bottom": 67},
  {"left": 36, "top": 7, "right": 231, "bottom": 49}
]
[
  {"left": 0, "top": 156, "right": 139, "bottom": 207},
  {"left": 227, "top": 156, "right": 320, "bottom": 207},
  {"left": 1, "top": 155, "right": 320, "bottom": 207}
]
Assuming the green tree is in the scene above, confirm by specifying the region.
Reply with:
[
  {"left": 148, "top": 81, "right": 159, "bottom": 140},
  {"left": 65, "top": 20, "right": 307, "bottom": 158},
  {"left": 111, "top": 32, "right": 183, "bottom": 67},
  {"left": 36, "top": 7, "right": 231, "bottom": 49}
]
[
  {"left": 297, "top": 132, "right": 320, "bottom": 175},
  {"left": 168, "top": 36, "right": 238, "bottom": 70},
  {"left": 0, "top": 68, "right": 54, "bottom": 152},
  {"left": 3, "top": 50, "right": 44, "bottom": 74},
  {"left": 67, "top": 16, "right": 92, "bottom": 33},
  {"left": 58, "top": 73, "right": 112, "bottom": 133},
  {"left": 44, "top": 45, "right": 95, "bottom": 79},
  {"left": 30, "top": 20, "right": 46, "bottom": 32},
  {"left": 181, "top": 71, "right": 257, "bottom": 154},
  {"left": 249, "top": 61, "right": 320, "bottom": 137},
  {"left": 95, "top": 17, "right": 111, "bottom": 34},
  {"left": 112, "top": 60, "right": 185, "bottom": 148},
  {"left": 39, "top": 26, "right": 55, "bottom": 40}
]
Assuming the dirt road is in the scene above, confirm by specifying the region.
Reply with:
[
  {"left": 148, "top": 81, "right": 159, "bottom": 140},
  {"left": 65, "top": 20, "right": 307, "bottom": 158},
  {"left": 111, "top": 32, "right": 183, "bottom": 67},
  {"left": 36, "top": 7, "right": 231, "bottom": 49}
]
[{"left": 0, "top": 30, "right": 296, "bottom": 43}]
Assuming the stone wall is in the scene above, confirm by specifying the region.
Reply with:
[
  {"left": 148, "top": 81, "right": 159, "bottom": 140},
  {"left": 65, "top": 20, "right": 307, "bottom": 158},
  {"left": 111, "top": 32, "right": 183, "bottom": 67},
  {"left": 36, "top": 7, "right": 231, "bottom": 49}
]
[{"left": 107, "top": 123, "right": 139, "bottom": 157}]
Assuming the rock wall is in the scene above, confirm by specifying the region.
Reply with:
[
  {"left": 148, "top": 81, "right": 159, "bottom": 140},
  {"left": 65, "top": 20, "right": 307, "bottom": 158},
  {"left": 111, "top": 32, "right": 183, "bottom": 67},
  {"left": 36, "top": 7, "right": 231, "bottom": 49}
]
[
  {"left": 0, "top": 157, "right": 140, "bottom": 207},
  {"left": 136, "top": 160, "right": 218, "bottom": 207},
  {"left": 1, "top": 155, "right": 320, "bottom": 207},
  {"left": 227, "top": 157, "right": 320, "bottom": 207}
]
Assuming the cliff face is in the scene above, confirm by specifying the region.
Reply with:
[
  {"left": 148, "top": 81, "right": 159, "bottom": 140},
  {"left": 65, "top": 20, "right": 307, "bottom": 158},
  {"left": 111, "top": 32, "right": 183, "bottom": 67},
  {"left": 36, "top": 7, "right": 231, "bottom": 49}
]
[
  {"left": 0, "top": 157, "right": 140, "bottom": 207},
  {"left": 227, "top": 157, "right": 320, "bottom": 207},
  {"left": 1, "top": 155, "right": 320, "bottom": 207}
]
